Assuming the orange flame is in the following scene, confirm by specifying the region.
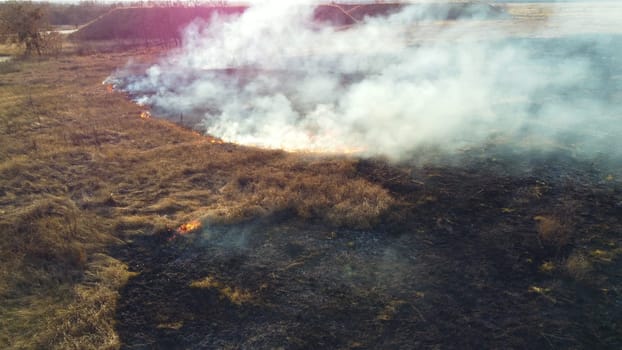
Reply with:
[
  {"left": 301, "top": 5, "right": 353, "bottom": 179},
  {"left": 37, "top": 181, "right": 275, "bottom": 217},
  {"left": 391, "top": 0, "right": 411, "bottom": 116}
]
[
  {"left": 106, "top": 84, "right": 114, "bottom": 93},
  {"left": 176, "top": 220, "right": 202, "bottom": 235},
  {"left": 209, "top": 137, "right": 224, "bottom": 144},
  {"left": 140, "top": 111, "right": 151, "bottom": 119},
  {"left": 168, "top": 219, "right": 202, "bottom": 242}
]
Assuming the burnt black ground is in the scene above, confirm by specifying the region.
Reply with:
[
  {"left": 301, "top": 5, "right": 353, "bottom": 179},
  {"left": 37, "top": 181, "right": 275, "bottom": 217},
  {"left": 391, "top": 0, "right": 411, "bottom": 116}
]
[{"left": 113, "top": 150, "right": 622, "bottom": 349}]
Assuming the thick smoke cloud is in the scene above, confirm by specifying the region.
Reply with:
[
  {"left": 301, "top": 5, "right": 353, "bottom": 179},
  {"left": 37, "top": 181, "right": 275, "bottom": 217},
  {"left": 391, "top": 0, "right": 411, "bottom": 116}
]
[{"left": 107, "top": 1, "right": 622, "bottom": 161}]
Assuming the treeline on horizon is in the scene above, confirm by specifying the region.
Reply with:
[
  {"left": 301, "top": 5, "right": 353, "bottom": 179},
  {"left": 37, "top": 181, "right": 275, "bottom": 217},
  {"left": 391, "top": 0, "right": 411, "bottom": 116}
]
[
  {"left": 2, "top": 0, "right": 504, "bottom": 48},
  {"left": 2, "top": 0, "right": 403, "bottom": 52},
  {"left": 6, "top": 0, "right": 516, "bottom": 29},
  {"left": 1, "top": 1, "right": 237, "bottom": 27}
]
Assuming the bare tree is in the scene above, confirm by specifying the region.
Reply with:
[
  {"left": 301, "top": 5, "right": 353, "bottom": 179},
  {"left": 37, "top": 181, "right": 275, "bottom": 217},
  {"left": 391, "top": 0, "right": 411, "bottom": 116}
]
[{"left": 0, "top": 1, "right": 47, "bottom": 56}]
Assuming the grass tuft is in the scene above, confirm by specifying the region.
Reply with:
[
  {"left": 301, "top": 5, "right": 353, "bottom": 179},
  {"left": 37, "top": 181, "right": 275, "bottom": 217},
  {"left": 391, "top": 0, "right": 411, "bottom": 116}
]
[
  {"left": 0, "top": 60, "right": 20, "bottom": 74},
  {"left": 564, "top": 252, "right": 593, "bottom": 282}
]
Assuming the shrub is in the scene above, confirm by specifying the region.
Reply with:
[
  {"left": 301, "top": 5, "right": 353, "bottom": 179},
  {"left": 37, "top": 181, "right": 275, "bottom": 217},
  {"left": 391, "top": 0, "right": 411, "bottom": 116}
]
[{"left": 40, "top": 31, "right": 63, "bottom": 56}]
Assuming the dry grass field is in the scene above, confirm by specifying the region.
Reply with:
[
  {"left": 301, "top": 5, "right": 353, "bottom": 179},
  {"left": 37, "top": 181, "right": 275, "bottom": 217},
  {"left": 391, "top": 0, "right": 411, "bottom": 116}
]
[{"left": 0, "top": 47, "right": 393, "bottom": 348}]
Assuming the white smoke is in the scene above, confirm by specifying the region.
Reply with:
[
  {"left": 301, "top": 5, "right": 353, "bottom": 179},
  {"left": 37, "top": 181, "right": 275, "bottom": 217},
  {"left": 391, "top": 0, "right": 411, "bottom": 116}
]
[{"left": 107, "top": 1, "right": 622, "bottom": 160}]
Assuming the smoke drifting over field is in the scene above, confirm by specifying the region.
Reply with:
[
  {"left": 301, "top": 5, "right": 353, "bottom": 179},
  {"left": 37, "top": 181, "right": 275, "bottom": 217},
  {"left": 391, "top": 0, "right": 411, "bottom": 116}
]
[{"left": 107, "top": 2, "right": 622, "bottom": 160}]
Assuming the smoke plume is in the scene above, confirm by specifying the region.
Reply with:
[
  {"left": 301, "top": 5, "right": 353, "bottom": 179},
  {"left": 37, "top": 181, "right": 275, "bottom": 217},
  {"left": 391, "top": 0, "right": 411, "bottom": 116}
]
[{"left": 107, "top": 1, "right": 622, "bottom": 161}]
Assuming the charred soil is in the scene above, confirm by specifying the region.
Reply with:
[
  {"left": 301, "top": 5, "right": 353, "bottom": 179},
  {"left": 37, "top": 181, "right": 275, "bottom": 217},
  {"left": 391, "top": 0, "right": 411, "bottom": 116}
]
[{"left": 113, "top": 150, "right": 622, "bottom": 349}]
